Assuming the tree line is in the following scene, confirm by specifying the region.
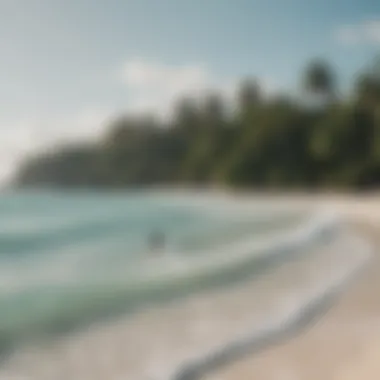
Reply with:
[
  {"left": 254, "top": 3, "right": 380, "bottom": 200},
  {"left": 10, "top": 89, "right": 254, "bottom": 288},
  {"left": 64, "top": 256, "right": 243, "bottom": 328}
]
[{"left": 14, "top": 58, "right": 380, "bottom": 190}]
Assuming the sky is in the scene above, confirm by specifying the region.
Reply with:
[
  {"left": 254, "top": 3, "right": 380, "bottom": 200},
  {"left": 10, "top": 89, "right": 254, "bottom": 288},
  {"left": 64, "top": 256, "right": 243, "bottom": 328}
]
[{"left": 0, "top": 0, "right": 379, "bottom": 182}]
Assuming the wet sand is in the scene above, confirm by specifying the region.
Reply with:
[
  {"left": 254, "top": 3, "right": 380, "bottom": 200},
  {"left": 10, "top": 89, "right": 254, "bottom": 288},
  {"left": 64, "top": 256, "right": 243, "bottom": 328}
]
[
  {"left": 204, "top": 199, "right": 380, "bottom": 380},
  {"left": 0, "top": 195, "right": 377, "bottom": 380}
]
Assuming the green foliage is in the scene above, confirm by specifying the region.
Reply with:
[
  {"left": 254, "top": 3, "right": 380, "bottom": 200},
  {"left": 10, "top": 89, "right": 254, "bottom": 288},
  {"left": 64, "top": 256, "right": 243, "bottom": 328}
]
[
  {"left": 14, "top": 59, "right": 380, "bottom": 190},
  {"left": 302, "top": 59, "right": 336, "bottom": 96}
]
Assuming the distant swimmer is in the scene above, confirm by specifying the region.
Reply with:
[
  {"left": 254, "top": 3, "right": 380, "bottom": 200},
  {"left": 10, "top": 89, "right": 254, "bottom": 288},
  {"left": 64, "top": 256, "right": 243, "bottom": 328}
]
[{"left": 148, "top": 230, "right": 166, "bottom": 254}]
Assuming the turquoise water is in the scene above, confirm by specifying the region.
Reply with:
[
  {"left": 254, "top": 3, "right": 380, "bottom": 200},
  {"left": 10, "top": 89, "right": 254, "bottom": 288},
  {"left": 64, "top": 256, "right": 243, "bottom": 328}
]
[{"left": 0, "top": 191, "right": 309, "bottom": 352}]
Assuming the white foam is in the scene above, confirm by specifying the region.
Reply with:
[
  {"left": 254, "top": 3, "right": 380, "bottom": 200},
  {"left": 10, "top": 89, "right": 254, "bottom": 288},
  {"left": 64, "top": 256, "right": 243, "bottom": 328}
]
[
  {"left": 0, "top": 222, "right": 372, "bottom": 380},
  {"left": 130, "top": 209, "right": 342, "bottom": 285},
  {"left": 170, "top": 230, "right": 373, "bottom": 380}
]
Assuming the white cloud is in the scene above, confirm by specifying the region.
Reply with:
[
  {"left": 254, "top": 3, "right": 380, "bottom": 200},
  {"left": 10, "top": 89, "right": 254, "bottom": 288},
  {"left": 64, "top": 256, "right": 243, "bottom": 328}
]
[
  {"left": 121, "top": 58, "right": 236, "bottom": 118},
  {"left": 122, "top": 58, "right": 210, "bottom": 94},
  {"left": 0, "top": 122, "right": 40, "bottom": 184},
  {"left": 121, "top": 58, "right": 279, "bottom": 120},
  {"left": 335, "top": 19, "right": 380, "bottom": 46},
  {"left": 42, "top": 108, "right": 115, "bottom": 145},
  {"left": 0, "top": 59, "right": 279, "bottom": 185},
  {"left": 0, "top": 57, "right": 221, "bottom": 185},
  {"left": 0, "top": 108, "right": 116, "bottom": 184}
]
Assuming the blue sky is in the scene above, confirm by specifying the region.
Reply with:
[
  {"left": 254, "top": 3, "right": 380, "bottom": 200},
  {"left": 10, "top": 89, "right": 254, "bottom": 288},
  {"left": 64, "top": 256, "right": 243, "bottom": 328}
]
[{"left": 0, "top": 0, "right": 379, "bottom": 181}]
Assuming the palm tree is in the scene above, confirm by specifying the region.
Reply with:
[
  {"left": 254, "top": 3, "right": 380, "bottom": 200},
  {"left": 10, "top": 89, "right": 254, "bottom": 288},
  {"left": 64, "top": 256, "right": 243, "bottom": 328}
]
[
  {"left": 202, "top": 92, "right": 225, "bottom": 128},
  {"left": 237, "top": 78, "right": 261, "bottom": 116},
  {"left": 355, "top": 72, "right": 380, "bottom": 110},
  {"left": 172, "top": 96, "right": 200, "bottom": 132},
  {"left": 302, "top": 59, "right": 336, "bottom": 107},
  {"left": 355, "top": 59, "right": 380, "bottom": 163}
]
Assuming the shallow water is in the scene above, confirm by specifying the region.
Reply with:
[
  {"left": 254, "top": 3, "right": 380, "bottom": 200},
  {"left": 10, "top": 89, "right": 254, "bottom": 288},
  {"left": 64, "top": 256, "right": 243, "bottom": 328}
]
[
  {"left": 0, "top": 192, "right": 373, "bottom": 380},
  {"left": 0, "top": 224, "right": 371, "bottom": 380},
  {"left": 0, "top": 191, "right": 310, "bottom": 351}
]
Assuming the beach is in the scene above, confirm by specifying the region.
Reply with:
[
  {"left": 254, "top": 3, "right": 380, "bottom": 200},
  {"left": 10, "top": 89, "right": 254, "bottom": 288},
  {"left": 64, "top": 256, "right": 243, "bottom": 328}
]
[
  {"left": 0, "top": 193, "right": 378, "bottom": 380},
  {"left": 204, "top": 195, "right": 380, "bottom": 380}
]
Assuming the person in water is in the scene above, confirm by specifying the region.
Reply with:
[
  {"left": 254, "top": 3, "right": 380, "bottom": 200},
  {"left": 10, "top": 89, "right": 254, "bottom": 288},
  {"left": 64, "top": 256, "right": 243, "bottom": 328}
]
[{"left": 148, "top": 230, "right": 166, "bottom": 253}]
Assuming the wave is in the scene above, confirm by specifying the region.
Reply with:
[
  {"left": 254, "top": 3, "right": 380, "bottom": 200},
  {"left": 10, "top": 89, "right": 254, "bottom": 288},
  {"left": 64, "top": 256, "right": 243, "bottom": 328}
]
[
  {"left": 133, "top": 209, "right": 340, "bottom": 281},
  {"left": 0, "top": 196, "right": 372, "bottom": 380},
  {"left": 0, "top": 198, "right": 349, "bottom": 364},
  {"left": 170, "top": 228, "right": 373, "bottom": 380}
]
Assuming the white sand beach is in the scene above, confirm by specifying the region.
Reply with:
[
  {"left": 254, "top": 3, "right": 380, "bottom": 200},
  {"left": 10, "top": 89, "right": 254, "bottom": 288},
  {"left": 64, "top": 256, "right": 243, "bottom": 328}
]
[
  {"left": 204, "top": 195, "right": 380, "bottom": 380},
  {"left": 0, "top": 194, "right": 378, "bottom": 380}
]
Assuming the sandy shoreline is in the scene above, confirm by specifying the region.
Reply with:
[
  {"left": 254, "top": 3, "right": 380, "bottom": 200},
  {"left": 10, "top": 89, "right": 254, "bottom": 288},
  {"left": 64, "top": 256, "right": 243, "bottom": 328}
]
[
  {"left": 0, "top": 194, "right": 378, "bottom": 380},
  {"left": 204, "top": 202, "right": 380, "bottom": 380}
]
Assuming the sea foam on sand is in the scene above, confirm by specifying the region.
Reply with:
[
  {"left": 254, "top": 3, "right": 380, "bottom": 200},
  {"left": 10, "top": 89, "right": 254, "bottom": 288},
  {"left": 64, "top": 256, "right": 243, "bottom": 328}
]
[{"left": 0, "top": 198, "right": 374, "bottom": 380}]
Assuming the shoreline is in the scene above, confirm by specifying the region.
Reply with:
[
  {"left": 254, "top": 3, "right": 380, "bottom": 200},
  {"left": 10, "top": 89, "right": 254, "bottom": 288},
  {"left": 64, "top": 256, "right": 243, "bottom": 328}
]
[
  {"left": 204, "top": 216, "right": 380, "bottom": 380},
  {"left": 0, "top": 193, "right": 378, "bottom": 380},
  {"left": 0, "top": 196, "right": 376, "bottom": 380},
  {"left": 0, "top": 207, "right": 333, "bottom": 360},
  {"left": 173, "top": 228, "right": 372, "bottom": 380}
]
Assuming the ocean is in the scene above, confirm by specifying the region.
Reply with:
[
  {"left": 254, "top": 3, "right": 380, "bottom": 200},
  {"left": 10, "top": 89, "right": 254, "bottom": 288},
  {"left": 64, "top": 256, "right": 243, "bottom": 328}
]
[{"left": 0, "top": 191, "right": 372, "bottom": 379}]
